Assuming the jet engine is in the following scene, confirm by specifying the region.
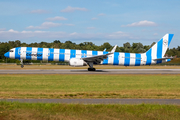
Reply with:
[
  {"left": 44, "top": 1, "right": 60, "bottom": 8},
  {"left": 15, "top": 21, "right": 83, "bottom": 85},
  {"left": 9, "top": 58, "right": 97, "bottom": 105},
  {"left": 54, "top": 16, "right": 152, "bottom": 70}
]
[{"left": 69, "top": 58, "right": 87, "bottom": 67}]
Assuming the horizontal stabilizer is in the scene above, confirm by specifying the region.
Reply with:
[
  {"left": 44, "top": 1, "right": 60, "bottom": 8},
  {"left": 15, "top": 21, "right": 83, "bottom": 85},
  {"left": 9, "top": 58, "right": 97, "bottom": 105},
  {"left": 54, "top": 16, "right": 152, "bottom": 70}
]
[{"left": 153, "top": 57, "right": 174, "bottom": 61}]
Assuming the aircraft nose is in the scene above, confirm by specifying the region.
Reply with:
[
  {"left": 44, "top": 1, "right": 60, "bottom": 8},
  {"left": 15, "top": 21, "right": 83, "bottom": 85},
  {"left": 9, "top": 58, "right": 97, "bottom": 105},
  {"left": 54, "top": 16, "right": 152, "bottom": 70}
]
[{"left": 4, "top": 52, "right": 9, "bottom": 58}]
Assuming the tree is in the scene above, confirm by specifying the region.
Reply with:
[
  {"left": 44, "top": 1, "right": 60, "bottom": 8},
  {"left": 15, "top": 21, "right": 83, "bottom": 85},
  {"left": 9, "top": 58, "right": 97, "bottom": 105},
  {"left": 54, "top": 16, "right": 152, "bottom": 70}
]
[
  {"left": 53, "top": 40, "right": 61, "bottom": 44},
  {"left": 123, "top": 42, "right": 131, "bottom": 52},
  {"left": 0, "top": 43, "right": 11, "bottom": 59},
  {"left": 123, "top": 42, "right": 131, "bottom": 48},
  {"left": 136, "top": 43, "right": 146, "bottom": 53},
  {"left": 150, "top": 42, "right": 156, "bottom": 48},
  {"left": 14, "top": 40, "right": 21, "bottom": 47},
  {"left": 132, "top": 43, "right": 138, "bottom": 49},
  {"left": 61, "top": 41, "right": 76, "bottom": 49},
  {"left": 100, "top": 42, "right": 112, "bottom": 51},
  {"left": 144, "top": 45, "right": 150, "bottom": 51}
]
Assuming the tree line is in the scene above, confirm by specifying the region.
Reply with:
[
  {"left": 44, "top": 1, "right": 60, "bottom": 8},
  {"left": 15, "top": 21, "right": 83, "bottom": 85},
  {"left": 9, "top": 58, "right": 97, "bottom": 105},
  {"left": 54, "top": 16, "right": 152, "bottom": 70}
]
[{"left": 0, "top": 40, "right": 180, "bottom": 63}]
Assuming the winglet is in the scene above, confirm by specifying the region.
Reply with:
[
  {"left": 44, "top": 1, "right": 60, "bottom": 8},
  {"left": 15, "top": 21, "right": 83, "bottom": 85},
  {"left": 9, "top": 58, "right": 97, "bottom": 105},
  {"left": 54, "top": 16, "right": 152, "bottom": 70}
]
[{"left": 111, "top": 45, "right": 117, "bottom": 53}]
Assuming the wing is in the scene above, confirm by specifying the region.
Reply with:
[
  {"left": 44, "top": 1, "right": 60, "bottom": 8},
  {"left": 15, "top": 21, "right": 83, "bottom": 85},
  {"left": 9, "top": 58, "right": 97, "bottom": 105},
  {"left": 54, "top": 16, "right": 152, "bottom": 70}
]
[{"left": 82, "top": 45, "right": 117, "bottom": 64}]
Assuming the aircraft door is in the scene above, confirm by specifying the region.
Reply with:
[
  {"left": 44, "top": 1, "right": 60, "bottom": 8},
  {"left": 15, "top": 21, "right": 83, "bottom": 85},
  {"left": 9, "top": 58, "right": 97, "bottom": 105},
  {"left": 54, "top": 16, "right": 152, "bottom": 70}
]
[
  {"left": 46, "top": 50, "right": 50, "bottom": 56},
  {"left": 18, "top": 48, "right": 21, "bottom": 55},
  {"left": 141, "top": 57, "right": 146, "bottom": 65}
]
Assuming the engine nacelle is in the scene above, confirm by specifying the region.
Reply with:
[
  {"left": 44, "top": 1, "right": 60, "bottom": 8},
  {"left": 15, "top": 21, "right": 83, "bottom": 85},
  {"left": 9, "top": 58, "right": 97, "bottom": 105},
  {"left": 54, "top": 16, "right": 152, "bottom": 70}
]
[{"left": 69, "top": 58, "right": 87, "bottom": 67}]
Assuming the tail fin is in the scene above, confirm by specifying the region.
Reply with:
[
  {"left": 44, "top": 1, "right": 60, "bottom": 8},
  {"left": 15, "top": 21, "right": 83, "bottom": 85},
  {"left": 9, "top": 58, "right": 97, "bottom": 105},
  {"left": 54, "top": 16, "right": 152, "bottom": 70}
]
[{"left": 145, "top": 34, "right": 174, "bottom": 65}]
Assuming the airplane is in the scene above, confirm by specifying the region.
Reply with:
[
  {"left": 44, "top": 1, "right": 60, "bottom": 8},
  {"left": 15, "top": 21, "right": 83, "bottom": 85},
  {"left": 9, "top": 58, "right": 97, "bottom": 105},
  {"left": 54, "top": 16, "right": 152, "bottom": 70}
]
[{"left": 4, "top": 34, "right": 174, "bottom": 71}]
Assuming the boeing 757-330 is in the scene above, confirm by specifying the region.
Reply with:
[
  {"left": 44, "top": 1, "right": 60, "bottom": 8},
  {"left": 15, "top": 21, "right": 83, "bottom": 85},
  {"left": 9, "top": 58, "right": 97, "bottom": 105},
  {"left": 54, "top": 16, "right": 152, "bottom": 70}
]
[{"left": 4, "top": 34, "right": 174, "bottom": 71}]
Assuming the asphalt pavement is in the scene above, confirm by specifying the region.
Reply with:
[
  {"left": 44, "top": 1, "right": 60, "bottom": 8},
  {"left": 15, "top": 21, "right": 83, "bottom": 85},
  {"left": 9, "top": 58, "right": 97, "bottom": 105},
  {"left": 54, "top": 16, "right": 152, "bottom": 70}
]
[{"left": 0, "top": 69, "right": 180, "bottom": 74}]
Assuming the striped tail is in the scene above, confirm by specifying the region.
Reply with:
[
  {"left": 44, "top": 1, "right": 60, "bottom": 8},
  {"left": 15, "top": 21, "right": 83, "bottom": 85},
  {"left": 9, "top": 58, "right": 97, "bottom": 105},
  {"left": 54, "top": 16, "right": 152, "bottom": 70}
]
[{"left": 145, "top": 34, "right": 174, "bottom": 65}]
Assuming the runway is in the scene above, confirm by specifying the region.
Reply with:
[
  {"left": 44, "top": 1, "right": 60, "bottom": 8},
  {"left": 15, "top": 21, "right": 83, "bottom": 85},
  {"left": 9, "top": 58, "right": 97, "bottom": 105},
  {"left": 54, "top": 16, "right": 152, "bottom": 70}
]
[
  {"left": 0, "top": 69, "right": 180, "bottom": 74},
  {"left": 1, "top": 99, "right": 180, "bottom": 104}
]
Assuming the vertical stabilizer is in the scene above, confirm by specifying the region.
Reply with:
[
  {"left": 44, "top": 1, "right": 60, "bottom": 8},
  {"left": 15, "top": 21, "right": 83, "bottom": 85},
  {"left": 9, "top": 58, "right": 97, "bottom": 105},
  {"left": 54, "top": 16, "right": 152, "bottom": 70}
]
[{"left": 145, "top": 34, "right": 174, "bottom": 65}]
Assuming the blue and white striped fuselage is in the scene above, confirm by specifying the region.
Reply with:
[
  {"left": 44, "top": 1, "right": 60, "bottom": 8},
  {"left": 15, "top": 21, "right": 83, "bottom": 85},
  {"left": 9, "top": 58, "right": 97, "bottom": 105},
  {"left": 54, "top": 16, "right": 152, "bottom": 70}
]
[
  {"left": 4, "top": 34, "right": 174, "bottom": 69},
  {"left": 6, "top": 47, "right": 170, "bottom": 66}
]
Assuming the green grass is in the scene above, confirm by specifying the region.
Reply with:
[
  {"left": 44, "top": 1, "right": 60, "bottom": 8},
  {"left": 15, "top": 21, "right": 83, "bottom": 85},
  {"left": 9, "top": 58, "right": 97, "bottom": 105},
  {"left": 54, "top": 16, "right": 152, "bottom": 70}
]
[
  {"left": 0, "top": 102, "right": 180, "bottom": 120},
  {"left": 0, "top": 74, "right": 180, "bottom": 98}
]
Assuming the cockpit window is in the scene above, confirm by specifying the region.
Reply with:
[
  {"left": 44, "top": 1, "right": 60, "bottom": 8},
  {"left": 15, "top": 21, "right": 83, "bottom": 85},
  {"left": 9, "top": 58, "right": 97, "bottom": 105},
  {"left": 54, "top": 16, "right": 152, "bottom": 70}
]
[{"left": 9, "top": 50, "right": 14, "bottom": 52}]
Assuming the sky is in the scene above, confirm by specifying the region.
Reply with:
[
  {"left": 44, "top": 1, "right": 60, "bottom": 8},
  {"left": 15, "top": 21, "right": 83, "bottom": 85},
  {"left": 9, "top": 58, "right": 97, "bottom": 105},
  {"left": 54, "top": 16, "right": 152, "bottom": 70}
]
[{"left": 0, "top": 0, "right": 179, "bottom": 48}]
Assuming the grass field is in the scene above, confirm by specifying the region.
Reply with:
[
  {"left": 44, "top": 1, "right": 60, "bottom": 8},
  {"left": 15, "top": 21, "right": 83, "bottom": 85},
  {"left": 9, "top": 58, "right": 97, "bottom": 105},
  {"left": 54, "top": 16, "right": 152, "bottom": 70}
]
[
  {"left": 0, "top": 74, "right": 180, "bottom": 99},
  {"left": 1, "top": 64, "right": 180, "bottom": 69},
  {"left": 0, "top": 102, "right": 180, "bottom": 120}
]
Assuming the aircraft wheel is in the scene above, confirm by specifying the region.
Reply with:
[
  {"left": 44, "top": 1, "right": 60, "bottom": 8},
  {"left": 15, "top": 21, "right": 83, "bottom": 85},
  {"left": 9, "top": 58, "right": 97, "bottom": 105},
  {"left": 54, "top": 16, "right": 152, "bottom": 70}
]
[{"left": 88, "top": 68, "right": 96, "bottom": 71}]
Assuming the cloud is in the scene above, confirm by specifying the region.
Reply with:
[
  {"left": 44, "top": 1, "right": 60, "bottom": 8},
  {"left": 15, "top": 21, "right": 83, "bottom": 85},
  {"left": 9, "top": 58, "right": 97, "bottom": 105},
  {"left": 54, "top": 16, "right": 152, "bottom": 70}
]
[
  {"left": 70, "top": 32, "right": 78, "bottom": 36},
  {"left": 60, "top": 6, "right": 88, "bottom": 12},
  {"left": 0, "top": 29, "right": 66, "bottom": 40},
  {"left": 104, "top": 2, "right": 119, "bottom": 7},
  {"left": 0, "top": 29, "right": 19, "bottom": 33},
  {"left": 153, "top": 33, "right": 158, "bottom": 36},
  {"left": 91, "top": 17, "right": 98, "bottom": 20},
  {"left": 8, "top": 29, "right": 19, "bottom": 33},
  {"left": 26, "top": 22, "right": 62, "bottom": 29},
  {"left": 121, "top": 20, "right": 157, "bottom": 27},
  {"left": 0, "top": 28, "right": 6, "bottom": 31},
  {"left": 46, "top": 16, "right": 67, "bottom": 21},
  {"left": 107, "top": 31, "right": 130, "bottom": 39},
  {"left": 0, "top": 29, "right": 142, "bottom": 46},
  {"left": 98, "top": 13, "right": 106, "bottom": 16},
  {"left": 87, "top": 27, "right": 96, "bottom": 29},
  {"left": 21, "top": 31, "right": 33, "bottom": 33},
  {"left": 0, "top": 29, "right": 133, "bottom": 41},
  {"left": 30, "top": 9, "right": 49, "bottom": 14},
  {"left": 65, "top": 24, "right": 75, "bottom": 26}
]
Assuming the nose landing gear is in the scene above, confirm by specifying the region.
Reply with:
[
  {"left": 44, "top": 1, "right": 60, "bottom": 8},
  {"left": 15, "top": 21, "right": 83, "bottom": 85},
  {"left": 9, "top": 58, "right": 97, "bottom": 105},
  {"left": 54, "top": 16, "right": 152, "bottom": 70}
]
[
  {"left": 20, "top": 59, "right": 24, "bottom": 68},
  {"left": 21, "top": 64, "right": 24, "bottom": 68}
]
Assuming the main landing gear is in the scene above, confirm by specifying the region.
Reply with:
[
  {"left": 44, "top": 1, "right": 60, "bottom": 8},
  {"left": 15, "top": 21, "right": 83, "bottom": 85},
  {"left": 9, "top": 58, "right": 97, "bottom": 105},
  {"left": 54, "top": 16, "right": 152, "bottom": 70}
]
[
  {"left": 88, "top": 68, "right": 96, "bottom": 71},
  {"left": 87, "top": 62, "right": 96, "bottom": 71},
  {"left": 20, "top": 59, "right": 24, "bottom": 68}
]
